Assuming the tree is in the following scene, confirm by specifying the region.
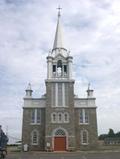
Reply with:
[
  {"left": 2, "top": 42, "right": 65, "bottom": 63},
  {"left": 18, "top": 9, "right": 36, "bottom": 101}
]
[
  {"left": 108, "top": 128, "right": 115, "bottom": 137},
  {"left": 116, "top": 131, "right": 120, "bottom": 137},
  {"left": 99, "top": 134, "right": 108, "bottom": 140}
]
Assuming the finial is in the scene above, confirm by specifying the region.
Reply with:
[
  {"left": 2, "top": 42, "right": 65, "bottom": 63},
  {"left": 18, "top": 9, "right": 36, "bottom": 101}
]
[
  {"left": 49, "top": 50, "right": 52, "bottom": 55},
  {"left": 88, "top": 82, "right": 90, "bottom": 90},
  {"left": 57, "top": 5, "right": 62, "bottom": 17}
]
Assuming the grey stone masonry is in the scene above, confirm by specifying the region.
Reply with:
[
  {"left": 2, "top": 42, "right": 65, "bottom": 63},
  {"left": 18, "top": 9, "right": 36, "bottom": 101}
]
[
  {"left": 22, "top": 10, "right": 98, "bottom": 151},
  {"left": 45, "top": 80, "right": 76, "bottom": 150}
]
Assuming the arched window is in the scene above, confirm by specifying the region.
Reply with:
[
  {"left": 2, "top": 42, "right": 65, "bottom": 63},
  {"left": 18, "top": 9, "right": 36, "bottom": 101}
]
[
  {"left": 55, "top": 129, "right": 66, "bottom": 136},
  {"left": 64, "top": 113, "right": 69, "bottom": 123},
  {"left": 57, "top": 60, "right": 62, "bottom": 68},
  {"left": 81, "top": 130, "right": 89, "bottom": 145},
  {"left": 51, "top": 113, "right": 57, "bottom": 123},
  {"left": 31, "top": 130, "right": 39, "bottom": 145},
  {"left": 58, "top": 113, "right": 62, "bottom": 123}
]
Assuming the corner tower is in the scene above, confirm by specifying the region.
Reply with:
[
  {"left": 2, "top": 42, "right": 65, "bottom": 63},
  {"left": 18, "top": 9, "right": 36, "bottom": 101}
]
[{"left": 45, "top": 9, "right": 75, "bottom": 151}]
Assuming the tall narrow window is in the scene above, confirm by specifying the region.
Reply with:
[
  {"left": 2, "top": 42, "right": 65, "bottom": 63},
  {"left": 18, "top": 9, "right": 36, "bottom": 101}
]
[
  {"left": 79, "top": 109, "right": 89, "bottom": 124},
  {"left": 64, "top": 113, "right": 69, "bottom": 123},
  {"left": 80, "top": 109, "right": 84, "bottom": 123},
  {"left": 58, "top": 83, "right": 62, "bottom": 106},
  {"left": 64, "top": 65, "right": 67, "bottom": 73},
  {"left": 31, "top": 109, "right": 35, "bottom": 123},
  {"left": 31, "top": 109, "right": 41, "bottom": 124},
  {"left": 52, "top": 83, "right": 56, "bottom": 106},
  {"left": 81, "top": 130, "right": 88, "bottom": 145},
  {"left": 58, "top": 113, "right": 62, "bottom": 123},
  {"left": 53, "top": 114, "right": 56, "bottom": 121},
  {"left": 51, "top": 113, "right": 56, "bottom": 123},
  {"left": 31, "top": 130, "right": 38, "bottom": 145},
  {"left": 37, "top": 109, "right": 41, "bottom": 123},
  {"left": 53, "top": 65, "right": 56, "bottom": 72},
  {"left": 85, "top": 111, "right": 89, "bottom": 123},
  {"left": 65, "top": 83, "right": 69, "bottom": 107}
]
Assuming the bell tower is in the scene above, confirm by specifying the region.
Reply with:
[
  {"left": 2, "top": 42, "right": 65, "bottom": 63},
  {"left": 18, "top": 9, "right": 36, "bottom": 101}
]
[{"left": 45, "top": 8, "right": 76, "bottom": 151}]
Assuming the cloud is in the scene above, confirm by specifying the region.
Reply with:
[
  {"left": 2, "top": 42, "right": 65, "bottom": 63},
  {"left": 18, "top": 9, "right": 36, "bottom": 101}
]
[{"left": 0, "top": 0, "right": 120, "bottom": 142}]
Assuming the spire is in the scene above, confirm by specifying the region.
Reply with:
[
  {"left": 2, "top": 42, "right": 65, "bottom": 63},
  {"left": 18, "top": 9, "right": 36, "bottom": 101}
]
[{"left": 52, "top": 6, "right": 67, "bottom": 52}]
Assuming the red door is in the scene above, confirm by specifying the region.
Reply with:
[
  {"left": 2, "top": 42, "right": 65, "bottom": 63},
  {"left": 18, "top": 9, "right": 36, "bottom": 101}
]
[{"left": 54, "top": 137, "right": 66, "bottom": 151}]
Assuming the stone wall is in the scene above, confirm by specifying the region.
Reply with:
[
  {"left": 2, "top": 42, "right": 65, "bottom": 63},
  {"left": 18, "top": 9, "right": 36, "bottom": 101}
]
[
  {"left": 45, "top": 81, "right": 76, "bottom": 150},
  {"left": 22, "top": 108, "right": 45, "bottom": 151},
  {"left": 74, "top": 108, "right": 98, "bottom": 150}
]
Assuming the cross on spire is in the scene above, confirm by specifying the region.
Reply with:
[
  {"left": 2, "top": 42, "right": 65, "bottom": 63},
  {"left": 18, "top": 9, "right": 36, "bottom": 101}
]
[{"left": 57, "top": 6, "right": 62, "bottom": 17}]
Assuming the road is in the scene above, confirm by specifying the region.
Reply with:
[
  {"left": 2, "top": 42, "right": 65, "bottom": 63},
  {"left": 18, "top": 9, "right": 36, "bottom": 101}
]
[{"left": 5, "top": 151, "right": 120, "bottom": 159}]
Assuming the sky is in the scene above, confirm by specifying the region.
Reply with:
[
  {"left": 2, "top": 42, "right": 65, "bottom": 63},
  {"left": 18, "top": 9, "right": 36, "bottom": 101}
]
[{"left": 0, "top": 0, "right": 120, "bottom": 143}]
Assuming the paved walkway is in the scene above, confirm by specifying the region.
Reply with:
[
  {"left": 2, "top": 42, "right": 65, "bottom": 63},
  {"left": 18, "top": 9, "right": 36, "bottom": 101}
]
[{"left": 5, "top": 151, "right": 120, "bottom": 159}]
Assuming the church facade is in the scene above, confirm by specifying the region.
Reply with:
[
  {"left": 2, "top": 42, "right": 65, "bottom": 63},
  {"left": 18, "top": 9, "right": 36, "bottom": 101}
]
[{"left": 22, "top": 10, "right": 98, "bottom": 151}]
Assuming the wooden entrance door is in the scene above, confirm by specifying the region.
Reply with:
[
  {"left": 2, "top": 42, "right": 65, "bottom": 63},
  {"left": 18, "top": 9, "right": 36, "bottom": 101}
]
[{"left": 54, "top": 137, "right": 66, "bottom": 151}]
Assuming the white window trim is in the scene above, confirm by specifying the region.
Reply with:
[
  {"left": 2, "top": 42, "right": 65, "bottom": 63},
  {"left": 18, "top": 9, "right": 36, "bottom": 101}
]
[
  {"left": 53, "top": 83, "right": 67, "bottom": 107},
  {"left": 31, "top": 130, "right": 39, "bottom": 145},
  {"left": 51, "top": 112, "right": 57, "bottom": 123},
  {"left": 79, "top": 109, "right": 89, "bottom": 125},
  {"left": 51, "top": 112, "right": 69, "bottom": 123},
  {"left": 62, "top": 83, "right": 65, "bottom": 107},
  {"left": 31, "top": 109, "right": 41, "bottom": 125},
  {"left": 58, "top": 113, "right": 63, "bottom": 123},
  {"left": 55, "top": 83, "right": 58, "bottom": 107},
  {"left": 81, "top": 130, "right": 89, "bottom": 145},
  {"left": 64, "top": 112, "right": 69, "bottom": 123}
]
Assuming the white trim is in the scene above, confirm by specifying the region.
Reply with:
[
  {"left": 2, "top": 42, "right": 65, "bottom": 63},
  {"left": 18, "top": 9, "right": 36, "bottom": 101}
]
[
  {"left": 55, "top": 83, "right": 58, "bottom": 107},
  {"left": 62, "top": 83, "right": 65, "bottom": 107},
  {"left": 64, "top": 112, "right": 69, "bottom": 123},
  {"left": 83, "top": 109, "right": 86, "bottom": 123},
  {"left": 51, "top": 112, "right": 69, "bottom": 123},
  {"left": 51, "top": 112, "right": 57, "bottom": 123},
  {"left": 30, "top": 123, "right": 41, "bottom": 125},
  {"left": 51, "top": 106, "right": 69, "bottom": 108},
  {"left": 58, "top": 113, "right": 63, "bottom": 123}
]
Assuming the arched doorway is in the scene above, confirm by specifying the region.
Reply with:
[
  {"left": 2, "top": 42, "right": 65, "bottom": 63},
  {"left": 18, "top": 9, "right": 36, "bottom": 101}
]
[{"left": 53, "top": 128, "right": 67, "bottom": 151}]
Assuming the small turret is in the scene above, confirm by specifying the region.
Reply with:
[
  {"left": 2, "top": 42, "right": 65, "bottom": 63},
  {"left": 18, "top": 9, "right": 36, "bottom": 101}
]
[
  {"left": 87, "top": 83, "right": 94, "bottom": 98},
  {"left": 25, "top": 83, "right": 33, "bottom": 98}
]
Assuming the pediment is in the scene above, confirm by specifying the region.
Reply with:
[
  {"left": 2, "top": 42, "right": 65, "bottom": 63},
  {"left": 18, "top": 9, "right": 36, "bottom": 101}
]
[{"left": 54, "top": 53, "right": 66, "bottom": 60}]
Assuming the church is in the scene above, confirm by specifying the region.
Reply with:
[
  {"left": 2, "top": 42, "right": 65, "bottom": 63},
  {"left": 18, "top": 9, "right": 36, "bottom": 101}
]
[{"left": 22, "top": 9, "right": 98, "bottom": 151}]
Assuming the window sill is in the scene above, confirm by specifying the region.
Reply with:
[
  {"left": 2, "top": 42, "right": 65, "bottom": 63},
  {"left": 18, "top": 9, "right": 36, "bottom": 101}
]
[
  {"left": 51, "top": 122, "right": 69, "bottom": 124},
  {"left": 79, "top": 123, "right": 89, "bottom": 125},
  {"left": 51, "top": 106, "right": 69, "bottom": 108},
  {"left": 31, "top": 143, "right": 38, "bottom": 146},
  {"left": 30, "top": 123, "right": 41, "bottom": 125},
  {"left": 81, "top": 143, "right": 89, "bottom": 145}
]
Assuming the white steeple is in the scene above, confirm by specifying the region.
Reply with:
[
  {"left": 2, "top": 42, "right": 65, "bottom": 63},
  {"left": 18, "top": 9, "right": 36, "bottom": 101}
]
[
  {"left": 52, "top": 6, "right": 67, "bottom": 52},
  {"left": 47, "top": 7, "right": 73, "bottom": 79}
]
